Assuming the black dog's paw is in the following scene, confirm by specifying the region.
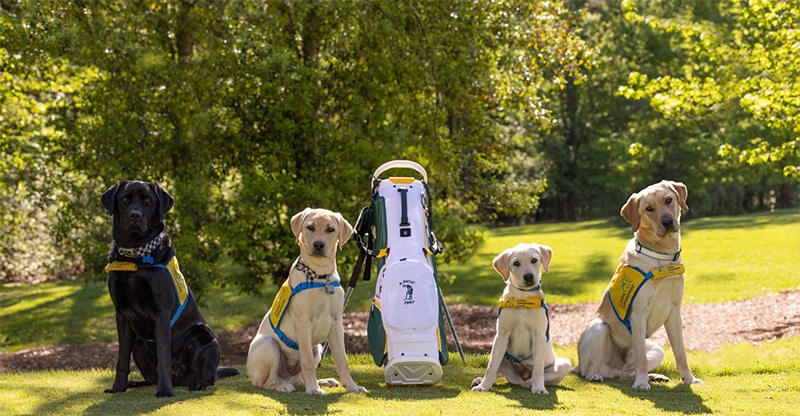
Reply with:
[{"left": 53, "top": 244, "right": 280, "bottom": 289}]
[
  {"left": 104, "top": 387, "right": 125, "bottom": 394},
  {"left": 188, "top": 383, "right": 208, "bottom": 391},
  {"left": 156, "top": 389, "right": 175, "bottom": 398}
]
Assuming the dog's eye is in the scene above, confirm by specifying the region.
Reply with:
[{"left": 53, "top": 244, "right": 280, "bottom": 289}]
[
  {"left": 326, "top": 226, "right": 335, "bottom": 233},
  {"left": 120, "top": 197, "right": 130, "bottom": 205},
  {"left": 306, "top": 225, "right": 315, "bottom": 232},
  {"left": 142, "top": 196, "right": 152, "bottom": 205},
  {"left": 531, "top": 258, "right": 538, "bottom": 264},
  {"left": 512, "top": 261, "right": 520, "bottom": 267},
  {"left": 645, "top": 206, "right": 654, "bottom": 212},
  {"left": 665, "top": 197, "right": 673, "bottom": 204}
]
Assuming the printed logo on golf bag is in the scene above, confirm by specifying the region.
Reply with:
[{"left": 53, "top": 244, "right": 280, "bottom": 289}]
[{"left": 400, "top": 280, "right": 415, "bottom": 304}]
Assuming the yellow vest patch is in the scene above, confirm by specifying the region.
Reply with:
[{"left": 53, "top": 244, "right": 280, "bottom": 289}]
[
  {"left": 607, "top": 263, "right": 685, "bottom": 332},
  {"left": 498, "top": 297, "right": 544, "bottom": 309},
  {"left": 269, "top": 279, "right": 293, "bottom": 331}
]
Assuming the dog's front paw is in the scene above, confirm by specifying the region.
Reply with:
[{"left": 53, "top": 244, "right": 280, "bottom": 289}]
[
  {"left": 649, "top": 373, "right": 670, "bottom": 383},
  {"left": 632, "top": 379, "right": 651, "bottom": 390},
  {"left": 276, "top": 383, "right": 296, "bottom": 393},
  {"left": 156, "top": 388, "right": 175, "bottom": 398},
  {"left": 188, "top": 383, "right": 209, "bottom": 391},
  {"left": 317, "top": 378, "right": 340, "bottom": 388},
  {"left": 345, "top": 384, "right": 367, "bottom": 393},
  {"left": 586, "top": 373, "right": 604, "bottom": 383},
  {"left": 306, "top": 386, "right": 325, "bottom": 395},
  {"left": 471, "top": 377, "right": 484, "bottom": 388},
  {"left": 682, "top": 375, "right": 703, "bottom": 385},
  {"left": 530, "top": 386, "right": 549, "bottom": 395},
  {"left": 104, "top": 387, "right": 124, "bottom": 394}
]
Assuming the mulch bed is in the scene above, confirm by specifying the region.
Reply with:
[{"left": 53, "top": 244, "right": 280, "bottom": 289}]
[{"left": 2, "top": 290, "right": 799, "bottom": 372}]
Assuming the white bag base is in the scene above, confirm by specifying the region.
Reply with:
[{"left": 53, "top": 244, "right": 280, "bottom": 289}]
[{"left": 385, "top": 355, "right": 442, "bottom": 385}]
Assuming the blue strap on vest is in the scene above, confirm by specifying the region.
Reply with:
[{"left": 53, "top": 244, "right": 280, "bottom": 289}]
[
  {"left": 149, "top": 263, "right": 189, "bottom": 328},
  {"left": 270, "top": 281, "right": 342, "bottom": 350}
]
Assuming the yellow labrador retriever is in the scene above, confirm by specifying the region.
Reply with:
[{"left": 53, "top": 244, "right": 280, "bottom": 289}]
[
  {"left": 577, "top": 180, "right": 702, "bottom": 389},
  {"left": 247, "top": 208, "right": 366, "bottom": 395},
  {"left": 472, "top": 243, "right": 572, "bottom": 394}
]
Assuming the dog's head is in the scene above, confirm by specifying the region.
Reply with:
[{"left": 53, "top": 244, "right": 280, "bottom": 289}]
[
  {"left": 290, "top": 208, "right": 353, "bottom": 259},
  {"left": 492, "top": 243, "right": 553, "bottom": 289},
  {"left": 101, "top": 181, "right": 174, "bottom": 246},
  {"left": 620, "top": 180, "right": 688, "bottom": 237}
]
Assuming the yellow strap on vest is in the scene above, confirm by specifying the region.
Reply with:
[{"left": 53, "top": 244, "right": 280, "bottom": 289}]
[
  {"left": 104, "top": 261, "right": 138, "bottom": 273},
  {"left": 498, "top": 297, "right": 544, "bottom": 309},
  {"left": 607, "top": 263, "right": 685, "bottom": 328}
]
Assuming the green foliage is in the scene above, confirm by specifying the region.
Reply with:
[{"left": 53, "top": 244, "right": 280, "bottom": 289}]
[{"left": 0, "top": 0, "right": 590, "bottom": 293}]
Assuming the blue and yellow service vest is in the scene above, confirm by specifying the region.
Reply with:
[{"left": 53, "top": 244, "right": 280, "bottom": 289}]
[
  {"left": 104, "top": 256, "right": 189, "bottom": 327},
  {"left": 498, "top": 297, "right": 550, "bottom": 363},
  {"left": 606, "top": 263, "right": 685, "bottom": 333},
  {"left": 268, "top": 278, "right": 341, "bottom": 350}
]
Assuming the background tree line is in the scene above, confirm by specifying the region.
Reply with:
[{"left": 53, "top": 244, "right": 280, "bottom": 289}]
[{"left": 1, "top": 0, "right": 797, "bottom": 296}]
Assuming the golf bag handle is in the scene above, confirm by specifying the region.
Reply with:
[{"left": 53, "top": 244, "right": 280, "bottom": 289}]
[{"left": 372, "top": 160, "right": 428, "bottom": 183}]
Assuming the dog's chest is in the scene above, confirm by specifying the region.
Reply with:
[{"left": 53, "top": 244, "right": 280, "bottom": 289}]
[
  {"left": 110, "top": 272, "right": 174, "bottom": 320},
  {"left": 635, "top": 276, "right": 684, "bottom": 335},
  {"left": 499, "top": 308, "right": 548, "bottom": 350}
]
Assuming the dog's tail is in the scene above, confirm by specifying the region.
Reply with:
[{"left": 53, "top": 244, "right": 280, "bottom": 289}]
[{"left": 216, "top": 366, "right": 240, "bottom": 380}]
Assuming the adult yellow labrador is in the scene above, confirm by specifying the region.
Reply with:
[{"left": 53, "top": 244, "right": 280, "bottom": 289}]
[
  {"left": 247, "top": 208, "right": 366, "bottom": 395},
  {"left": 577, "top": 180, "right": 702, "bottom": 389},
  {"left": 472, "top": 243, "right": 572, "bottom": 394}
]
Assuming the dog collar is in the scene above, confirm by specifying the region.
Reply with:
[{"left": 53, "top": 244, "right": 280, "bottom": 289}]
[
  {"left": 294, "top": 257, "right": 330, "bottom": 281},
  {"left": 117, "top": 235, "right": 163, "bottom": 262},
  {"left": 635, "top": 240, "right": 681, "bottom": 261},
  {"left": 512, "top": 284, "right": 540, "bottom": 292}
]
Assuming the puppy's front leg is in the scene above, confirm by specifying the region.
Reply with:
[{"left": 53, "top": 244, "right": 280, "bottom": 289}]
[
  {"left": 630, "top": 317, "right": 651, "bottom": 390},
  {"left": 472, "top": 333, "right": 510, "bottom": 392},
  {"left": 327, "top": 316, "right": 367, "bottom": 393},
  {"left": 664, "top": 307, "right": 702, "bottom": 385},
  {"left": 529, "top": 335, "right": 548, "bottom": 394},
  {"left": 296, "top": 323, "right": 324, "bottom": 395}
]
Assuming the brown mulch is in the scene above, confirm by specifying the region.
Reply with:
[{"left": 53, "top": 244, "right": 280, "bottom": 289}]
[{"left": 2, "top": 290, "right": 799, "bottom": 372}]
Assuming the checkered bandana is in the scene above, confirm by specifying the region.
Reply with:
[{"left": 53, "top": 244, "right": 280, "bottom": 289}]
[
  {"left": 294, "top": 257, "right": 330, "bottom": 281},
  {"left": 117, "top": 235, "right": 163, "bottom": 259}
]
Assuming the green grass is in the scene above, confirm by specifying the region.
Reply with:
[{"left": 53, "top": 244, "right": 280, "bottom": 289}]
[
  {"left": 1, "top": 209, "right": 799, "bottom": 415},
  {"left": 1, "top": 340, "right": 800, "bottom": 415}
]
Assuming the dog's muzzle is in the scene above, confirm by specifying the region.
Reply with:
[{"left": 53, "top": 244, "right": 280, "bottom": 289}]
[
  {"left": 311, "top": 240, "right": 326, "bottom": 256},
  {"left": 661, "top": 216, "right": 678, "bottom": 232},
  {"left": 523, "top": 273, "right": 536, "bottom": 284}
]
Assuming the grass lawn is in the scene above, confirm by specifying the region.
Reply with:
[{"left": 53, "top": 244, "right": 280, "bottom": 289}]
[{"left": 1, "top": 209, "right": 798, "bottom": 415}]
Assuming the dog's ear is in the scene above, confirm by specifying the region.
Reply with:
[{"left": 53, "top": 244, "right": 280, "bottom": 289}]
[
  {"left": 336, "top": 213, "right": 354, "bottom": 248},
  {"left": 620, "top": 192, "right": 641, "bottom": 232},
  {"left": 665, "top": 180, "right": 689, "bottom": 212},
  {"left": 291, "top": 208, "right": 311, "bottom": 239},
  {"left": 101, "top": 181, "right": 124, "bottom": 215},
  {"left": 151, "top": 182, "right": 174, "bottom": 218},
  {"left": 537, "top": 244, "right": 553, "bottom": 273},
  {"left": 492, "top": 249, "right": 511, "bottom": 282}
]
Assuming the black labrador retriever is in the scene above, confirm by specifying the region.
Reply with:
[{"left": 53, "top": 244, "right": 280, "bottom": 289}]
[{"left": 101, "top": 180, "right": 238, "bottom": 397}]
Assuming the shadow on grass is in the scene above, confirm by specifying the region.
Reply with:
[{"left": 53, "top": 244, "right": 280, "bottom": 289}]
[
  {"left": 482, "top": 382, "right": 570, "bottom": 411},
  {"left": 601, "top": 378, "right": 711, "bottom": 414}
]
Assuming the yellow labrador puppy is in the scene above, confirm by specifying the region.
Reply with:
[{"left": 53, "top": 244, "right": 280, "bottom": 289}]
[
  {"left": 247, "top": 208, "right": 366, "bottom": 395},
  {"left": 577, "top": 180, "right": 702, "bottom": 389},
  {"left": 472, "top": 243, "right": 572, "bottom": 394}
]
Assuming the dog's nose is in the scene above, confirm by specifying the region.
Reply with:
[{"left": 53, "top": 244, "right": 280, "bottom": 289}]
[
  {"left": 313, "top": 240, "right": 326, "bottom": 251},
  {"left": 661, "top": 216, "right": 674, "bottom": 229},
  {"left": 523, "top": 273, "right": 534, "bottom": 283},
  {"left": 129, "top": 210, "right": 142, "bottom": 221}
]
